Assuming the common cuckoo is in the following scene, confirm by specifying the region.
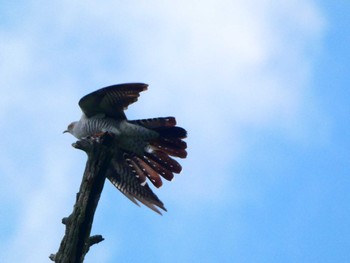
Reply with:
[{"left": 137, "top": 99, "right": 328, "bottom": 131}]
[{"left": 64, "top": 83, "right": 187, "bottom": 214}]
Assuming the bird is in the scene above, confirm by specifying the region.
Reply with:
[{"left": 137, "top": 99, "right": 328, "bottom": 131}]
[{"left": 64, "top": 83, "right": 187, "bottom": 214}]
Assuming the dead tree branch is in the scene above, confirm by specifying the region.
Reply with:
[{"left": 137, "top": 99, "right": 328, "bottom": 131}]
[{"left": 50, "top": 133, "right": 114, "bottom": 263}]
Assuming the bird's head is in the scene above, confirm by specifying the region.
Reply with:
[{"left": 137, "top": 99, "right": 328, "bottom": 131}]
[{"left": 63, "top": 121, "right": 77, "bottom": 135}]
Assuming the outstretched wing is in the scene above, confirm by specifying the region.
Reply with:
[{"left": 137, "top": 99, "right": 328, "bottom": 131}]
[
  {"left": 79, "top": 83, "right": 148, "bottom": 120},
  {"left": 107, "top": 153, "right": 167, "bottom": 215},
  {"left": 107, "top": 117, "right": 187, "bottom": 214}
]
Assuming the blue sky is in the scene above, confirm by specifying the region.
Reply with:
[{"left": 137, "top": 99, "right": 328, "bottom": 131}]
[{"left": 0, "top": 1, "right": 349, "bottom": 262}]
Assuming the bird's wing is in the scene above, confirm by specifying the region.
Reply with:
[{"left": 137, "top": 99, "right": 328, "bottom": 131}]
[
  {"left": 107, "top": 154, "right": 167, "bottom": 215},
  {"left": 78, "top": 83, "right": 148, "bottom": 119}
]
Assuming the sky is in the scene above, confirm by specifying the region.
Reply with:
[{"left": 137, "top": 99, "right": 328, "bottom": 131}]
[{"left": 0, "top": 1, "right": 349, "bottom": 262}]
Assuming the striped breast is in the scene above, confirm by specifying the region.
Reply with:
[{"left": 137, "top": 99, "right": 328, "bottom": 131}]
[{"left": 76, "top": 115, "right": 121, "bottom": 138}]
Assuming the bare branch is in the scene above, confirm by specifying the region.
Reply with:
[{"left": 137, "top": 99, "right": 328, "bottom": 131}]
[{"left": 50, "top": 133, "right": 114, "bottom": 263}]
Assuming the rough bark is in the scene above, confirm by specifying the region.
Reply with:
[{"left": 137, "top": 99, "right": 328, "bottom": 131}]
[{"left": 50, "top": 133, "right": 114, "bottom": 263}]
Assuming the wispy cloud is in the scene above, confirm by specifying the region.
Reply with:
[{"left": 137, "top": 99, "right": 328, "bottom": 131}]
[{"left": 0, "top": 1, "right": 325, "bottom": 262}]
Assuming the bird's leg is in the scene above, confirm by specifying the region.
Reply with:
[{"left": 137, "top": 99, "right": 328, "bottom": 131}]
[
  {"left": 94, "top": 132, "right": 107, "bottom": 137},
  {"left": 81, "top": 132, "right": 107, "bottom": 141}
]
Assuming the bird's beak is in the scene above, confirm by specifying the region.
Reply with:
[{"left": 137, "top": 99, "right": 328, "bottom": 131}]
[{"left": 63, "top": 130, "right": 68, "bottom": 134}]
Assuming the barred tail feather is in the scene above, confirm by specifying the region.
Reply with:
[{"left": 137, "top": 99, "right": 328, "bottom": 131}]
[
  {"left": 129, "top": 117, "right": 187, "bottom": 157},
  {"left": 123, "top": 193, "right": 167, "bottom": 215},
  {"left": 107, "top": 157, "right": 166, "bottom": 215},
  {"left": 154, "top": 126, "right": 187, "bottom": 139},
  {"left": 126, "top": 157, "right": 147, "bottom": 185},
  {"left": 150, "top": 141, "right": 187, "bottom": 158},
  {"left": 131, "top": 155, "right": 163, "bottom": 188},
  {"left": 145, "top": 151, "right": 182, "bottom": 174},
  {"left": 158, "top": 137, "right": 187, "bottom": 150},
  {"left": 128, "top": 116, "right": 187, "bottom": 187},
  {"left": 108, "top": 174, "right": 165, "bottom": 215},
  {"left": 141, "top": 153, "right": 174, "bottom": 181},
  {"left": 129, "top": 117, "right": 176, "bottom": 129}
]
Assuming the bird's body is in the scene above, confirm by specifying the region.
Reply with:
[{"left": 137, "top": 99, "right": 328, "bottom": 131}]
[
  {"left": 65, "top": 83, "right": 187, "bottom": 214},
  {"left": 70, "top": 114, "right": 122, "bottom": 138},
  {"left": 71, "top": 114, "right": 159, "bottom": 155}
]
